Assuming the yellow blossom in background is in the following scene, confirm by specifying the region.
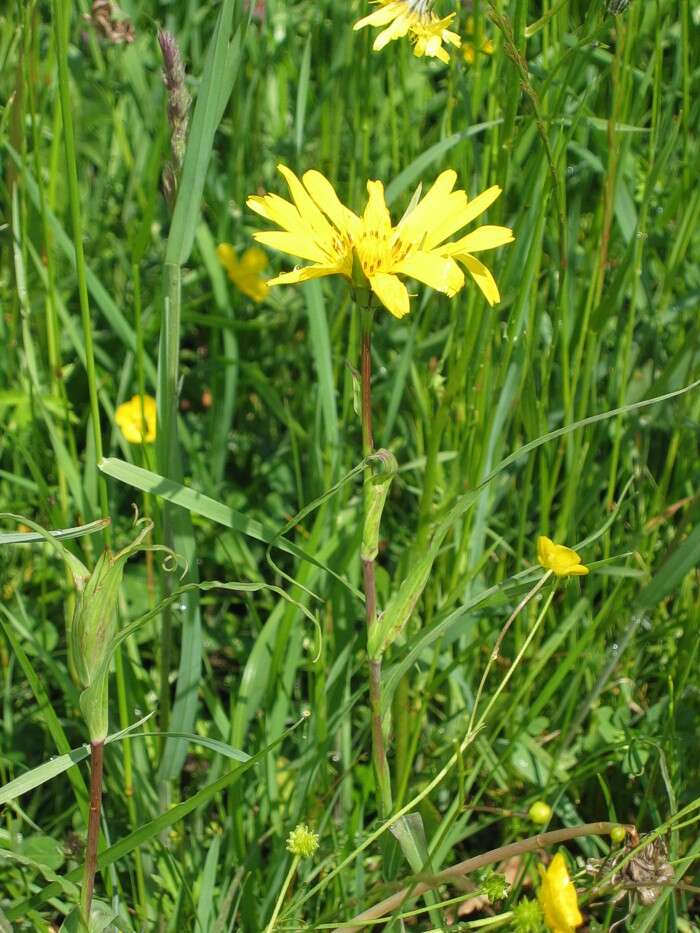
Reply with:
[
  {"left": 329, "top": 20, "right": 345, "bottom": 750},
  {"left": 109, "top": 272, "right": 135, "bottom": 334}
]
[
  {"left": 537, "top": 536, "right": 589, "bottom": 577},
  {"left": 538, "top": 853, "right": 584, "bottom": 933},
  {"left": 115, "top": 394, "right": 156, "bottom": 444},
  {"left": 354, "top": 0, "right": 461, "bottom": 63},
  {"left": 462, "top": 16, "right": 495, "bottom": 64},
  {"left": 247, "top": 164, "right": 513, "bottom": 318},
  {"left": 216, "top": 243, "right": 269, "bottom": 303}
]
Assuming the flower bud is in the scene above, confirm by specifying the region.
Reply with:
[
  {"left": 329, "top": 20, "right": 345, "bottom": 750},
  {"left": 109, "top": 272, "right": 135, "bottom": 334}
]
[{"left": 528, "top": 801, "right": 553, "bottom": 825}]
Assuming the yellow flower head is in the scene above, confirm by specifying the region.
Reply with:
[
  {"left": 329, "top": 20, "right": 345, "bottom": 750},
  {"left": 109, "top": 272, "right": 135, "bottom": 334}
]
[
  {"left": 538, "top": 853, "right": 584, "bottom": 933},
  {"left": 537, "top": 536, "right": 589, "bottom": 577},
  {"left": 354, "top": 0, "right": 461, "bottom": 62},
  {"left": 247, "top": 165, "right": 513, "bottom": 318},
  {"left": 286, "top": 823, "right": 319, "bottom": 858},
  {"left": 216, "top": 243, "right": 269, "bottom": 303},
  {"left": 462, "top": 16, "right": 495, "bottom": 64},
  {"left": 115, "top": 394, "right": 156, "bottom": 444}
]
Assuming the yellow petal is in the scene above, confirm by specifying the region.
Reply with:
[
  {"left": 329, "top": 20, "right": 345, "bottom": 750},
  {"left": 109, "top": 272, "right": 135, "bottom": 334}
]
[
  {"left": 421, "top": 191, "right": 471, "bottom": 249},
  {"left": 445, "top": 225, "right": 515, "bottom": 254},
  {"left": 363, "top": 180, "right": 392, "bottom": 234},
  {"left": 537, "top": 536, "right": 555, "bottom": 566},
  {"left": 267, "top": 264, "right": 345, "bottom": 286},
  {"left": 277, "top": 164, "right": 338, "bottom": 249},
  {"left": 369, "top": 272, "right": 410, "bottom": 318},
  {"left": 397, "top": 170, "right": 458, "bottom": 244},
  {"left": 216, "top": 243, "right": 240, "bottom": 277},
  {"left": 238, "top": 246, "right": 268, "bottom": 274},
  {"left": 302, "top": 170, "right": 360, "bottom": 240},
  {"left": 354, "top": 1, "right": 405, "bottom": 30},
  {"left": 457, "top": 253, "right": 501, "bottom": 305},
  {"left": 253, "top": 231, "right": 331, "bottom": 264},
  {"left": 374, "top": 14, "right": 412, "bottom": 50},
  {"left": 247, "top": 193, "right": 307, "bottom": 235},
  {"left": 394, "top": 250, "right": 464, "bottom": 296},
  {"left": 462, "top": 185, "right": 503, "bottom": 226}
]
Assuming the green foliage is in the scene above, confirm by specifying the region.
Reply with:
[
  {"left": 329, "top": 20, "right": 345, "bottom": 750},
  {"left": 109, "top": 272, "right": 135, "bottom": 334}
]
[{"left": 0, "top": 0, "right": 699, "bottom": 929}]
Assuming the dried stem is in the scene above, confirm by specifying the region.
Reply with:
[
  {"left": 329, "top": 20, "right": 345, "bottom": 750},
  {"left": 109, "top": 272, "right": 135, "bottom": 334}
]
[{"left": 334, "top": 822, "right": 634, "bottom": 931}]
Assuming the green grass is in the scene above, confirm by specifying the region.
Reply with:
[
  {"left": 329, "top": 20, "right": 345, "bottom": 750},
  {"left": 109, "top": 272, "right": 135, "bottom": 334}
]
[{"left": 1, "top": 0, "right": 699, "bottom": 929}]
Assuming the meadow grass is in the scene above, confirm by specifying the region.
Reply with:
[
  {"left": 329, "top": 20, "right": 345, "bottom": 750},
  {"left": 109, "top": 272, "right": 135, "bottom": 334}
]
[{"left": 0, "top": 0, "right": 699, "bottom": 929}]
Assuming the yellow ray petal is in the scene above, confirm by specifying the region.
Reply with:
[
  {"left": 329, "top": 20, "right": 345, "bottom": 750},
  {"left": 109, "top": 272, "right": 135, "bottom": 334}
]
[
  {"left": 253, "top": 231, "right": 331, "bottom": 264},
  {"left": 277, "top": 164, "right": 338, "bottom": 249},
  {"left": 397, "top": 170, "right": 458, "bottom": 244},
  {"left": 457, "top": 252, "right": 501, "bottom": 305},
  {"left": 267, "top": 264, "right": 345, "bottom": 286},
  {"left": 302, "top": 170, "right": 360, "bottom": 240},
  {"left": 247, "top": 193, "right": 305, "bottom": 234},
  {"left": 354, "top": 1, "right": 405, "bottom": 30},
  {"left": 369, "top": 272, "right": 410, "bottom": 318},
  {"left": 374, "top": 13, "right": 412, "bottom": 50},
  {"left": 363, "top": 180, "right": 392, "bottom": 234},
  {"left": 394, "top": 250, "right": 464, "bottom": 296},
  {"left": 420, "top": 191, "right": 471, "bottom": 249},
  {"left": 443, "top": 225, "right": 514, "bottom": 254},
  {"left": 461, "top": 185, "right": 503, "bottom": 226}
]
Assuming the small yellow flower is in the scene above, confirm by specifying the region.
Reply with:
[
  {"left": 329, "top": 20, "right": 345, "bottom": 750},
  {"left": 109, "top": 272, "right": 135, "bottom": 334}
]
[
  {"left": 286, "top": 823, "right": 319, "bottom": 858},
  {"left": 537, "top": 536, "right": 589, "bottom": 577},
  {"left": 538, "top": 853, "right": 584, "bottom": 933},
  {"left": 462, "top": 16, "right": 495, "bottom": 64},
  {"left": 115, "top": 395, "right": 156, "bottom": 444},
  {"left": 247, "top": 165, "right": 513, "bottom": 318},
  {"left": 354, "top": 0, "right": 461, "bottom": 63},
  {"left": 216, "top": 243, "right": 270, "bottom": 303}
]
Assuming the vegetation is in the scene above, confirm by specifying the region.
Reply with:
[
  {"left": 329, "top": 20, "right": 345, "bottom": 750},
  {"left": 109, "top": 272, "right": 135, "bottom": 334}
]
[{"left": 0, "top": 0, "right": 698, "bottom": 929}]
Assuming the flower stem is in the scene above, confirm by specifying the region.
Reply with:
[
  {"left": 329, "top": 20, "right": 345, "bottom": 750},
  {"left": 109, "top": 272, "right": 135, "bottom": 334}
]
[
  {"left": 264, "top": 854, "right": 300, "bottom": 933},
  {"left": 80, "top": 740, "right": 105, "bottom": 923},
  {"left": 360, "top": 306, "right": 392, "bottom": 819}
]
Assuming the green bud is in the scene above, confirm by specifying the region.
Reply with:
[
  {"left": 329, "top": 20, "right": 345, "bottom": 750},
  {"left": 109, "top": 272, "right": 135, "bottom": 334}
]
[
  {"left": 610, "top": 824, "right": 627, "bottom": 844},
  {"left": 361, "top": 449, "right": 397, "bottom": 562},
  {"left": 511, "top": 897, "right": 544, "bottom": 932},
  {"left": 480, "top": 870, "right": 509, "bottom": 902},
  {"left": 528, "top": 801, "right": 553, "bottom": 825},
  {"left": 68, "top": 519, "right": 155, "bottom": 741}
]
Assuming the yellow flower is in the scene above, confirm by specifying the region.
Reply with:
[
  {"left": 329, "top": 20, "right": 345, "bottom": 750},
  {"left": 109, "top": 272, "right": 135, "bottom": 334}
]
[
  {"left": 538, "top": 853, "right": 584, "bottom": 933},
  {"left": 247, "top": 164, "right": 513, "bottom": 318},
  {"left": 286, "top": 823, "right": 319, "bottom": 858},
  {"left": 537, "top": 536, "right": 589, "bottom": 577},
  {"left": 115, "top": 394, "right": 156, "bottom": 444},
  {"left": 462, "top": 16, "right": 495, "bottom": 64},
  {"left": 354, "top": 0, "right": 461, "bottom": 63},
  {"left": 216, "top": 243, "right": 269, "bottom": 303}
]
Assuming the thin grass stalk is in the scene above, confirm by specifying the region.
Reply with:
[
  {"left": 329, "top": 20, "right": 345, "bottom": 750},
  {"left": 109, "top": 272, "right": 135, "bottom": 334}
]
[{"left": 360, "top": 305, "right": 392, "bottom": 818}]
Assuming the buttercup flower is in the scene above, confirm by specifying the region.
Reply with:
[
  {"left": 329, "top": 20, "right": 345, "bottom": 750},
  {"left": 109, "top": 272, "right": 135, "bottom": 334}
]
[
  {"left": 217, "top": 243, "right": 269, "bottom": 303},
  {"left": 247, "top": 165, "right": 513, "bottom": 318},
  {"left": 538, "top": 853, "right": 584, "bottom": 933},
  {"left": 115, "top": 394, "right": 156, "bottom": 444},
  {"left": 354, "top": 0, "right": 461, "bottom": 63},
  {"left": 537, "top": 536, "right": 589, "bottom": 577},
  {"left": 462, "top": 16, "right": 495, "bottom": 64}
]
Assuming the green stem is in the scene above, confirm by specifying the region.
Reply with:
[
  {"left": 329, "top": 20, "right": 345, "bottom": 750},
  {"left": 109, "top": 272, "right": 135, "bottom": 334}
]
[
  {"left": 264, "top": 854, "right": 300, "bottom": 933},
  {"left": 360, "top": 306, "right": 392, "bottom": 819},
  {"left": 80, "top": 740, "right": 105, "bottom": 924}
]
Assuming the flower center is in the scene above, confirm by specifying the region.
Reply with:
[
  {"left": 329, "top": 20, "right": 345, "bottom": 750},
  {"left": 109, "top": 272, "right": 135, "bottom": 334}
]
[{"left": 354, "top": 228, "right": 411, "bottom": 276}]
